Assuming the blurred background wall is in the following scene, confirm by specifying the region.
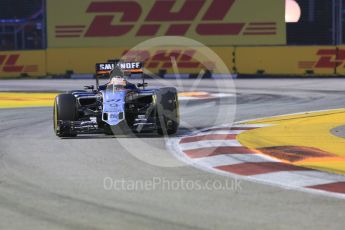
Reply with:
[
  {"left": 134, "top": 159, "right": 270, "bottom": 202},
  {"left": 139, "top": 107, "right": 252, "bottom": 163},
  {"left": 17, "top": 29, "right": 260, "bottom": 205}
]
[{"left": 1, "top": 0, "right": 344, "bottom": 77}]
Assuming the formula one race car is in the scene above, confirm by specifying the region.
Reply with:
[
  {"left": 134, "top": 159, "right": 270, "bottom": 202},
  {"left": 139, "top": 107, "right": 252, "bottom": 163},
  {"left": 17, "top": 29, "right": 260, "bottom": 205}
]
[{"left": 53, "top": 61, "right": 179, "bottom": 137}]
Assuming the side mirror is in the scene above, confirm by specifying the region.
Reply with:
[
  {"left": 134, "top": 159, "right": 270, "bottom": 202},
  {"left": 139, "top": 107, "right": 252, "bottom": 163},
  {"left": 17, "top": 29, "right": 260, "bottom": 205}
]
[
  {"left": 137, "top": 83, "right": 148, "bottom": 88},
  {"left": 84, "top": 85, "right": 94, "bottom": 90}
]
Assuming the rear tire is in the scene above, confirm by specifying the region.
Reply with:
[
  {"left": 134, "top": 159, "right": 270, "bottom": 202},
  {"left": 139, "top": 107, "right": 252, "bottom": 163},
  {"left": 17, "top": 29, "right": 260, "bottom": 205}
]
[
  {"left": 156, "top": 87, "right": 179, "bottom": 136},
  {"left": 157, "top": 118, "right": 179, "bottom": 136},
  {"left": 54, "top": 94, "right": 77, "bottom": 137}
]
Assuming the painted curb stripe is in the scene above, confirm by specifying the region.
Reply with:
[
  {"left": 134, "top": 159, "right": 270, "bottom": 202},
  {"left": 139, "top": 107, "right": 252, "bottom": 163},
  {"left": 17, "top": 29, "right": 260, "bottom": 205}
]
[
  {"left": 179, "top": 134, "right": 237, "bottom": 144},
  {"left": 194, "top": 130, "right": 245, "bottom": 135},
  {"left": 192, "top": 154, "right": 275, "bottom": 167},
  {"left": 307, "top": 182, "right": 345, "bottom": 193},
  {"left": 205, "top": 127, "right": 255, "bottom": 131},
  {"left": 204, "top": 125, "right": 269, "bottom": 132},
  {"left": 168, "top": 124, "right": 345, "bottom": 199},
  {"left": 251, "top": 171, "right": 343, "bottom": 187},
  {"left": 183, "top": 146, "right": 255, "bottom": 158},
  {"left": 179, "top": 140, "right": 242, "bottom": 151},
  {"left": 216, "top": 162, "right": 312, "bottom": 176}
]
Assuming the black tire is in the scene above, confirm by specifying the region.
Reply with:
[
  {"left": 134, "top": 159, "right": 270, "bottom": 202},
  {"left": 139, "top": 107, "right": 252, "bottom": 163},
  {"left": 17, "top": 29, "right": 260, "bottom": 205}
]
[
  {"left": 156, "top": 87, "right": 179, "bottom": 136},
  {"left": 157, "top": 118, "right": 179, "bottom": 136},
  {"left": 54, "top": 94, "right": 77, "bottom": 137}
]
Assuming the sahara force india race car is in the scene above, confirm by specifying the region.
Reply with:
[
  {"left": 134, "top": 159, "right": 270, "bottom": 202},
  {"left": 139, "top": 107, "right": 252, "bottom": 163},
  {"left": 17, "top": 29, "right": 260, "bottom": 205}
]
[{"left": 53, "top": 61, "right": 179, "bottom": 138}]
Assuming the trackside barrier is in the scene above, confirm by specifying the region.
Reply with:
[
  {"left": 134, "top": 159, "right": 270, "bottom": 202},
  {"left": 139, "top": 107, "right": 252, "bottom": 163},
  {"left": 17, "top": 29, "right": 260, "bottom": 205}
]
[
  {"left": 0, "top": 50, "right": 46, "bottom": 77},
  {"left": 46, "top": 47, "right": 234, "bottom": 75},
  {"left": 235, "top": 46, "right": 337, "bottom": 76},
  {"left": 333, "top": 46, "right": 345, "bottom": 76},
  {"left": 1, "top": 47, "right": 233, "bottom": 78},
  {"left": 4, "top": 46, "right": 345, "bottom": 78}
]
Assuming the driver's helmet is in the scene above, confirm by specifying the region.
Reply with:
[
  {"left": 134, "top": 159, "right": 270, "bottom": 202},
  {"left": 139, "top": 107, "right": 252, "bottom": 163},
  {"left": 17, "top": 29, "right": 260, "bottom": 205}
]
[{"left": 108, "top": 66, "right": 126, "bottom": 88}]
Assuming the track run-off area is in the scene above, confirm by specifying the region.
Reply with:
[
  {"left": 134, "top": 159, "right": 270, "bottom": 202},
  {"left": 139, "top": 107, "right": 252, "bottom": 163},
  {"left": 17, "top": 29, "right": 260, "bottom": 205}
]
[{"left": 0, "top": 78, "right": 345, "bottom": 230}]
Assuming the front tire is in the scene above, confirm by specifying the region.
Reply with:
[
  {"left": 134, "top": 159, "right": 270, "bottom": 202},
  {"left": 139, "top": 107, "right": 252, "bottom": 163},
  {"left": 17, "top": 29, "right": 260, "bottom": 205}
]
[{"left": 54, "top": 94, "right": 77, "bottom": 137}]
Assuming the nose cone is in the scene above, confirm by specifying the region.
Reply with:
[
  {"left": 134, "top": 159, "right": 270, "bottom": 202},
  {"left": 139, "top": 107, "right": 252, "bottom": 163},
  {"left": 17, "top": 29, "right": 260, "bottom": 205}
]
[{"left": 103, "top": 89, "right": 126, "bottom": 126}]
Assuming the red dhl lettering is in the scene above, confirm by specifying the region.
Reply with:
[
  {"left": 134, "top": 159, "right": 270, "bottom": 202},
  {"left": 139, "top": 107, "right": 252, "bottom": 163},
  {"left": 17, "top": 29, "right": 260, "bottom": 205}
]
[
  {"left": 56, "top": 0, "right": 271, "bottom": 38},
  {"left": 0, "top": 54, "right": 38, "bottom": 73},
  {"left": 299, "top": 49, "right": 345, "bottom": 69},
  {"left": 315, "top": 49, "right": 345, "bottom": 68}
]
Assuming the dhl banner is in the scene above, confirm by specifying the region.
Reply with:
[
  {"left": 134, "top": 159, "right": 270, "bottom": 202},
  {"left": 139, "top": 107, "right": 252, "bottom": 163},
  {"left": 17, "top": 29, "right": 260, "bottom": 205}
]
[
  {"left": 46, "top": 47, "right": 234, "bottom": 74},
  {"left": 4, "top": 46, "right": 345, "bottom": 77},
  {"left": 0, "top": 50, "right": 46, "bottom": 77},
  {"left": 326, "top": 46, "right": 345, "bottom": 76},
  {"left": 236, "top": 46, "right": 338, "bottom": 76},
  {"left": 46, "top": 0, "right": 286, "bottom": 48}
]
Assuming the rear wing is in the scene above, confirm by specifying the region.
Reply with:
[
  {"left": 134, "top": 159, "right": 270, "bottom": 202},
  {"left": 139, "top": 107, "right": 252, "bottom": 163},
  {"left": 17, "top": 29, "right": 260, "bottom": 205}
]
[{"left": 95, "top": 62, "right": 143, "bottom": 75}]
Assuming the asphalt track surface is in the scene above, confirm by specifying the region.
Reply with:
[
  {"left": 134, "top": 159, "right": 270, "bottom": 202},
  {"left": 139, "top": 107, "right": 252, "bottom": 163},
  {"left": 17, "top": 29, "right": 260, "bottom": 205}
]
[{"left": 0, "top": 79, "right": 345, "bottom": 230}]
